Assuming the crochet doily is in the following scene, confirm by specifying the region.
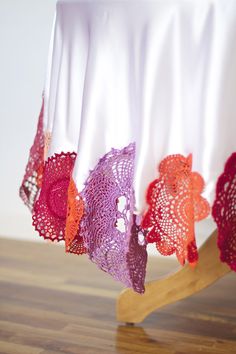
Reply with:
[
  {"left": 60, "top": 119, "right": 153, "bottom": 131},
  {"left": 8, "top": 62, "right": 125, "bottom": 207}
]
[
  {"left": 65, "top": 177, "right": 86, "bottom": 255},
  {"left": 79, "top": 143, "right": 147, "bottom": 293},
  {"left": 32, "top": 152, "right": 77, "bottom": 242},
  {"left": 19, "top": 94, "right": 45, "bottom": 211},
  {"left": 212, "top": 152, "right": 236, "bottom": 271},
  {"left": 141, "top": 154, "right": 210, "bottom": 266},
  {"left": 126, "top": 215, "right": 148, "bottom": 293}
]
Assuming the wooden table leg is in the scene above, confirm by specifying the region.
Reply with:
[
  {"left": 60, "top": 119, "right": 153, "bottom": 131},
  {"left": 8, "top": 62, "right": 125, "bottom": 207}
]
[{"left": 116, "top": 229, "right": 231, "bottom": 323}]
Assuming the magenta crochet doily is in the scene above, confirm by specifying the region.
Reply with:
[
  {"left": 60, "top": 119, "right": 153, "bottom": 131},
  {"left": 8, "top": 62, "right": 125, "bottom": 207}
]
[
  {"left": 32, "top": 152, "right": 77, "bottom": 242},
  {"left": 19, "top": 94, "right": 45, "bottom": 211},
  {"left": 212, "top": 153, "right": 236, "bottom": 271}
]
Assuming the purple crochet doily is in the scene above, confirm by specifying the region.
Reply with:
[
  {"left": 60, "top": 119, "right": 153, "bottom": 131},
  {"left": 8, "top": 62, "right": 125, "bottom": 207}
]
[{"left": 80, "top": 143, "right": 147, "bottom": 293}]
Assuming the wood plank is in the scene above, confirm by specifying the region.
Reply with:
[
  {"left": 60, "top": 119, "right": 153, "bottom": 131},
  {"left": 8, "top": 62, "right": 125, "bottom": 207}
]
[
  {"left": 117, "top": 230, "right": 231, "bottom": 323},
  {"left": 0, "top": 236, "right": 235, "bottom": 354}
]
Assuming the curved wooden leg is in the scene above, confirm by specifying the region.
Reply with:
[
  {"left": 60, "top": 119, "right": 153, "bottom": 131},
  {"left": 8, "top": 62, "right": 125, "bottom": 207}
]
[{"left": 116, "top": 229, "right": 231, "bottom": 323}]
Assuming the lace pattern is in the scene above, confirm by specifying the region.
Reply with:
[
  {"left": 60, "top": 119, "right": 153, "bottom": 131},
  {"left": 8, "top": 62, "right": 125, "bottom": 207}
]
[
  {"left": 32, "top": 152, "right": 76, "bottom": 242},
  {"left": 126, "top": 215, "right": 147, "bottom": 293},
  {"left": 65, "top": 177, "right": 86, "bottom": 255},
  {"left": 141, "top": 154, "right": 210, "bottom": 266},
  {"left": 19, "top": 95, "right": 45, "bottom": 211},
  {"left": 212, "top": 153, "right": 236, "bottom": 271},
  {"left": 79, "top": 143, "right": 147, "bottom": 293}
]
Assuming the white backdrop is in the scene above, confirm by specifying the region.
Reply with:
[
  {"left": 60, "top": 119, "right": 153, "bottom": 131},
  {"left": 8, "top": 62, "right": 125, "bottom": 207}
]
[
  {"left": 0, "top": 0, "right": 56, "bottom": 240},
  {"left": 0, "top": 0, "right": 215, "bottom": 252}
]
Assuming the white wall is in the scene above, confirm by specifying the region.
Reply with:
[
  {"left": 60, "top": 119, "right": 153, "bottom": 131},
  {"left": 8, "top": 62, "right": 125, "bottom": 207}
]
[
  {"left": 0, "top": 0, "right": 216, "bottom": 252},
  {"left": 0, "top": 0, "right": 56, "bottom": 240}
]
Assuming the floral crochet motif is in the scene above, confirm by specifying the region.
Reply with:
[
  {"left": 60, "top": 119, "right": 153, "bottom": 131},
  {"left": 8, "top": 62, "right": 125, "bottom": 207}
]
[
  {"left": 212, "top": 152, "right": 236, "bottom": 271},
  {"left": 19, "top": 94, "right": 45, "bottom": 211},
  {"left": 126, "top": 215, "right": 147, "bottom": 293},
  {"left": 79, "top": 143, "right": 147, "bottom": 293},
  {"left": 141, "top": 154, "right": 210, "bottom": 266},
  {"left": 65, "top": 177, "right": 86, "bottom": 255},
  {"left": 32, "top": 152, "right": 77, "bottom": 242}
]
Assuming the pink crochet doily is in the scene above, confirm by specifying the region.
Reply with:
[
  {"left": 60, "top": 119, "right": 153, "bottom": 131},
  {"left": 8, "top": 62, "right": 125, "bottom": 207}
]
[{"left": 19, "top": 94, "right": 45, "bottom": 211}]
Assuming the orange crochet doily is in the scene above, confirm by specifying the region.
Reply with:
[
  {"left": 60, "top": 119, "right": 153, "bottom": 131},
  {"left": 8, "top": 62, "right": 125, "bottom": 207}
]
[
  {"left": 65, "top": 177, "right": 86, "bottom": 255},
  {"left": 141, "top": 154, "right": 210, "bottom": 266}
]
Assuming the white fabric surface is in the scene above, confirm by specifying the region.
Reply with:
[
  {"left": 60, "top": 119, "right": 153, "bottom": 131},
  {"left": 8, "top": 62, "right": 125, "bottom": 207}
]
[{"left": 43, "top": 0, "right": 236, "bottom": 214}]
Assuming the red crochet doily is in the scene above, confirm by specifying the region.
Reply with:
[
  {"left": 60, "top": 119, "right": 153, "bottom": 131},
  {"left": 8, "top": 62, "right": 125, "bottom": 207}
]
[
  {"left": 212, "top": 152, "right": 236, "bottom": 271},
  {"left": 32, "top": 152, "right": 78, "bottom": 243},
  {"left": 141, "top": 154, "right": 210, "bottom": 266}
]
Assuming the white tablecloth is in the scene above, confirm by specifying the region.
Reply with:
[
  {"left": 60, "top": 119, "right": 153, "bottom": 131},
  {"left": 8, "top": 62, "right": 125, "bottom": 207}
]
[{"left": 43, "top": 0, "right": 236, "bottom": 213}]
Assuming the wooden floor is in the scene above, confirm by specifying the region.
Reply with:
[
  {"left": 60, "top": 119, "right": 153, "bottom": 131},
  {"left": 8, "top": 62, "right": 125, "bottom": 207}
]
[{"left": 0, "top": 237, "right": 235, "bottom": 354}]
